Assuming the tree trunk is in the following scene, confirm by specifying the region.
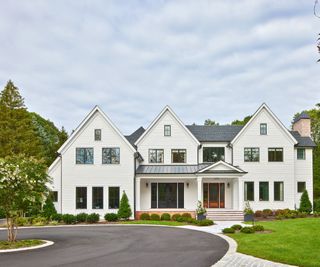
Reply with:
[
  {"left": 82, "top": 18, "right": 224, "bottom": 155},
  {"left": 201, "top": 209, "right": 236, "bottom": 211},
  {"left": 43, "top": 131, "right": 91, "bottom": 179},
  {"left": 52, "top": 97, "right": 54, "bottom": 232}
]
[{"left": 6, "top": 217, "right": 17, "bottom": 242}]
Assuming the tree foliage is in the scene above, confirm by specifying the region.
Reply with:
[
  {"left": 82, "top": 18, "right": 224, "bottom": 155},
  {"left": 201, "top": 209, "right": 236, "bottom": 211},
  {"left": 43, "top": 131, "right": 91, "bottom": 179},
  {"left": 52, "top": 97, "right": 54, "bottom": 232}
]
[
  {"left": 299, "top": 190, "right": 313, "bottom": 214},
  {"left": 117, "top": 191, "right": 132, "bottom": 220},
  {"left": 204, "top": 119, "right": 219, "bottom": 126},
  {"left": 0, "top": 156, "right": 50, "bottom": 242},
  {"left": 231, "top": 115, "right": 252, "bottom": 126},
  {"left": 42, "top": 194, "right": 57, "bottom": 219}
]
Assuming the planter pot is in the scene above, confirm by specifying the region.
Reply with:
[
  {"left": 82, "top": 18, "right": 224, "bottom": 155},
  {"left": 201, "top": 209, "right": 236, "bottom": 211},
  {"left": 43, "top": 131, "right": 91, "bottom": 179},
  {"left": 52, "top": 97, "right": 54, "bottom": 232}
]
[
  {"left": 197, "top": 214, "right": 206, "bottom": 221},
  {"left": 244, "top": 214, "right": 254, "bottom": 222}
]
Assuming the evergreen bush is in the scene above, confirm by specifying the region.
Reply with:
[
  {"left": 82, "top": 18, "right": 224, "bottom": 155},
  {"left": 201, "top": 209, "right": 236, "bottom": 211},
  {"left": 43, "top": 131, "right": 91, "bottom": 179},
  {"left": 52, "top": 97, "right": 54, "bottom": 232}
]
[
  {"left": 299, "top": 190, "right": 312, "bottom": 214},
  {"left": 117, "top": 191, "right": 132, "bottom": 220}
]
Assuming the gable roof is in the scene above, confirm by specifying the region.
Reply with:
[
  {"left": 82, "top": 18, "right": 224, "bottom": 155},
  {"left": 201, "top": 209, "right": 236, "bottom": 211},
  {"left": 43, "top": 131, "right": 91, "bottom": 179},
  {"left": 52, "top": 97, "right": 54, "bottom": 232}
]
[
  {"left": 198, "top": 160, "right": 247, "bottom": 174},
  {"left": 125, "top": 127, "right": 145, "bottom": 146},
  {"left": 134, "top": 105, "right": 200, "bottom": 146},
  {"left": 58, "top": 106, "right": 136, "bottom": 154},
  {"left": 187, "top": 125, "right": 243, "bottom": 142},
  {"left": 230, "top": 103, "right": 298, "bottom": 145}
]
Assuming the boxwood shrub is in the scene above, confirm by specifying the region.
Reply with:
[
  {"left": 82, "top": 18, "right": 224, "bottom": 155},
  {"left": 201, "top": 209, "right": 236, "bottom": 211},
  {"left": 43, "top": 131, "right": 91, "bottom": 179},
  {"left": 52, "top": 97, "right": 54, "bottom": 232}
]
[
  {"left": 150, "top": 214, "right": 161, "bottom": 221},
  {"left": 62, "top": 214, "right": 76, "bottom": 224},
  {"left": 231, "top": 224, "right": 242, "bottom": 231},
  {"left": 196, "top": 219, "right": 214, "bottom": 226},
  {"left": 181, "top": 213, "right": 192, "bottom": 218},
  {"left": 240, "top": 226, "right": 255, "bottom": 233},
  {"left": 222, "top": 227, "right": 235, "bottom": 234},
  {"left": 252, "top": 225, "right": 264, "bottom": 232},
  {"left": 51, "top": 213, "right": 63, "bottom": 222},
  {"left": 160, "top": 213, "right": 171, "bottom": 221},
  {"left": 172, "top": 214, "right": 181, "bottom": 221},
  {"left": 140, "top": 213, "right": 150, "bottom": 220},
  {"left": 87, "top": 213, "right": 100, "bottom": 223},
  {"left": 104, "top": 213, "right": 118, "bottom": 222},
  {"left": 76, "top": 213, "right": 88, "bottom": 223}
]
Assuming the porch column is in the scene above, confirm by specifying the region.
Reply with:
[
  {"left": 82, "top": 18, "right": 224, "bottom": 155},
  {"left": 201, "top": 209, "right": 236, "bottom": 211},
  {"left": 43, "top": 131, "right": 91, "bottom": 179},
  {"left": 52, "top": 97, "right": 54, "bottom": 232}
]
[
  {"left": 197, "top": 177, "right": 203, "bottom": 202},
  {"left": 136, "top": 178, "right": 141, "bottom": 211},
  {"left": 232, "top": 179, "right": 238, "bottom": 210},
  {"left": 238, "top": 179, "right": 243, "bottom": 210}
]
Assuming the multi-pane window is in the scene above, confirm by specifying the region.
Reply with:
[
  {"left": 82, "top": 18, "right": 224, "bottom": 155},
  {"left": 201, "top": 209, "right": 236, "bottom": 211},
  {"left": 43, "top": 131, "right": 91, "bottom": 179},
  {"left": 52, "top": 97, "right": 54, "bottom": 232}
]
[
  {"left": 297, "top": 148, "right": 305, "bottom": 160},
  {"left": 244, "top": 182, "right": 254, "bottom": 201},
  {"left": 164, "top": 125, "right": 171, "bottom": 136},
  {"left": 171, "top": 149, "right": 187, "bottom": 163},
  {"left": 297, "top": 182, "right": 306, "bottom": 193},
  {"left": 94, "top": 129, "right": 101, "bottom": 141},
  {"left": 51, "top": 191, "right": 58, "bottom": 202},
  {"left": 109, "top": 187, "right": 120, "bottom": 209},
  {"left": 203, "top": 147, "right": 225, "bottom": 162},
  {"left": 102, "top": 148, "right": 120, "bottom": 164},
  {"left": 149, "top": 149, "right": 164, "bottom": 163},
  {"left": 244, "top": 148, "right": 260, "bottom": 162},
  {"left": 268, "top": 148, "right": 283, "bottom": 162},
  {"left": 259, "top": 182, "right": 269, "bottom": 201},
  {"left": 76, "top": 148, "right": 94, "bottom": 164},
  {"left": 92, "top": 187, "right": 104, "bottom": 209},
  {"left": 151, "top": 183, "right": 184, "bottom": 208},
  {"left": 260, "top": 123, "right": 267, "bottom": 135},
  {"left": 76, "top": 187, "right": 87, "bottom": 209},
  {"left": 274, "top": 182, "right": 284, "bottom": 201}
]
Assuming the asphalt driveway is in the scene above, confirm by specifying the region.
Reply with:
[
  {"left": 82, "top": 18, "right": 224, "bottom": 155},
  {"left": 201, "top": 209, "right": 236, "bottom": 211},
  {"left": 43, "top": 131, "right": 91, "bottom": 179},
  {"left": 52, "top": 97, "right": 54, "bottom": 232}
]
[{"left": 0, "top": 225, "right": 228, "bottom": 267}]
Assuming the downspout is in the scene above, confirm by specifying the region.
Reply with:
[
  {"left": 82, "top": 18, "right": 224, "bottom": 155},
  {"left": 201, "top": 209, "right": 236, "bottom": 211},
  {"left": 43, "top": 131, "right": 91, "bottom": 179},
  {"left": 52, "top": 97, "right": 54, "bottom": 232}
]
[
  {"left": 133, "top": 153, "right": 136, "bottom": 219},
  {"left": 57, "top": 153, "right": 63, "bottom": 214}
]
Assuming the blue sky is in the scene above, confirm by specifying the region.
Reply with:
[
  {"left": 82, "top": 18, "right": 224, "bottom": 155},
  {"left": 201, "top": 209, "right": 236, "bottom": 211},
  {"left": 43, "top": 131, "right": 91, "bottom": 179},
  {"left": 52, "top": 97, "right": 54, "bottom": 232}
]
[{"left": 0, "top": 0, "right": 319, "bottom": 134}]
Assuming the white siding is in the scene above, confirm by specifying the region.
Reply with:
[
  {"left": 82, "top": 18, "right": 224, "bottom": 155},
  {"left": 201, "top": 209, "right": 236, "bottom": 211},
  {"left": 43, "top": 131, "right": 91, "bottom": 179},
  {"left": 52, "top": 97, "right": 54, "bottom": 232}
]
[
  {"left": 233, "top": 108, "right": 296, "bottom": 211},
  {"left": 137, "top": 110, "right": 199, "bottom": 164},
  {"left": 49, "top": 111, "right": 135, "bottom": 218}
]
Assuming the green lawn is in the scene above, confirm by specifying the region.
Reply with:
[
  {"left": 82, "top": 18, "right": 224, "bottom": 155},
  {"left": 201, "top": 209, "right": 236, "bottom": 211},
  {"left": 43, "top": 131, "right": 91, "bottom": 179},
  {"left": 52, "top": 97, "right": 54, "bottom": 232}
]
[
  {"left": 228, "top": 218, "right": 320, "bottom": 267},
  {"left": 0, "top": 239, "right": 44, "bottom": 250},
  {"left": 119, "top": 220, "right": 187, "bottom": 226}
]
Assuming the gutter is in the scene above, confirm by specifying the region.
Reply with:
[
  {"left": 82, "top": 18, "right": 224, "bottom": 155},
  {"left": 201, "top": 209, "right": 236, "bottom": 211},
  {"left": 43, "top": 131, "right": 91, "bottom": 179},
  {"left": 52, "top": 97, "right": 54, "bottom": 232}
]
[{"left": 57, "top": 153, "right": 63, "bottom": 214}]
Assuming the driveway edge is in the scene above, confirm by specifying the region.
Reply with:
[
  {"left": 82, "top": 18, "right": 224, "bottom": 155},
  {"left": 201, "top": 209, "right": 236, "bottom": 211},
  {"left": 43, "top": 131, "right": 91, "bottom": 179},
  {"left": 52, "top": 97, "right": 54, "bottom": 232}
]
[{"left": 0, "top": 240, "right": 54, "bottom": 253}]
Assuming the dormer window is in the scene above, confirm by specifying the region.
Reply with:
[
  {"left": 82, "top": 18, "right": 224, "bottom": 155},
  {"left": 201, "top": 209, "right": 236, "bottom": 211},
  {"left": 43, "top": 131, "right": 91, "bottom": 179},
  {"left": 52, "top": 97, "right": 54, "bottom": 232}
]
[
  {"left": 164, "top": 125, "right": 171, "bottom": 136},
  {"left": 95, "top": 129, "right": 101, "bottom": 141},
  {"left": 260, "top": 123, "right": 267, "bottom": 135}
]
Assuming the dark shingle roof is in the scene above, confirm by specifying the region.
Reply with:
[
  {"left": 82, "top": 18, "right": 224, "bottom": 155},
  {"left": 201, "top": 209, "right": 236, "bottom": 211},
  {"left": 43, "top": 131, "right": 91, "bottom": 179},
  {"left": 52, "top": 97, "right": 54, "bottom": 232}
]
[
  {"left": 293, "top": 112, "right": 310, "bottom": 123},
  {"left": 290, "top": 131, "right": 316, "bottom": 147},
  {"left": 186, "top": 125, "right": 243, "bottom": 142},
  {"left": 125, "top": 127, "right": 145, "bottom": 146}
]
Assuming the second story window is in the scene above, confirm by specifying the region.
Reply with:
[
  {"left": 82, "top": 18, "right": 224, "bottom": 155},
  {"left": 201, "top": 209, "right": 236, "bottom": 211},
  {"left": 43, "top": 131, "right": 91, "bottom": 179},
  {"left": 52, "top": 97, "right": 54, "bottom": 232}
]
[
  {"left": 260, "top": 123, "right": 267, "bottom": 135},
  {"left": 203, "top": 147, "right": 225, "bottom": 162},
  {"left": 268, "top": 148, "right": 283, "bottom": 162},
  {"left": 149, "top": 149, "right": 164, "bottom": 163},
  {"left": 164, "top": 125, "right": 171, "bottom": 136},
  {"left": 102, "top": 148, "right": 120, "bottom": 164},
  {"left": 244, "top": 148, "right": 260, "bottom": 162},
  {"left": 172, "top": 149, "right": 186, "bottom": 163},
  {"left": 76, "top": 148, "right": 94, "bottom": 164},
  {"left": 94, "top": 129, "right": 101, "bottom": 141},
  {"left": 297, "top": 148, "right": 305, "bottom": 160}
]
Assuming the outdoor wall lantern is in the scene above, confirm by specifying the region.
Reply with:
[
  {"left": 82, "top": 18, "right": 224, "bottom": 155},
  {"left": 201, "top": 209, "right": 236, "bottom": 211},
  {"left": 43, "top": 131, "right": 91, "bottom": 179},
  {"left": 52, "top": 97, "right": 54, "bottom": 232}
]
[
  {"left": 227, "top": 182, "right": 230, "bottom": 188},
  {"left": 186, "top": 182, "right": 189, "bottom": 188},
  {"left": 146, "top": 182, "right": 149, "bottom": 188}
]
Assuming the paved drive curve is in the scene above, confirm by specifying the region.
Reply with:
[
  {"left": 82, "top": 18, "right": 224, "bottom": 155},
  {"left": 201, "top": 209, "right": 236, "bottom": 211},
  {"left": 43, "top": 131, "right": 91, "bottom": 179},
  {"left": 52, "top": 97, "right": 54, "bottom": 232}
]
[{"left": 0, "top": 225, "right": 228, "bottom": 267}]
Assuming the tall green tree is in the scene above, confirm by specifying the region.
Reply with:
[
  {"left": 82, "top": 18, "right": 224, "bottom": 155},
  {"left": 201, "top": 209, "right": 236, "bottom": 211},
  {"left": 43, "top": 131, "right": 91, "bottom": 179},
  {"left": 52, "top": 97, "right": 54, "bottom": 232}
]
[
  {"left": 204, "top": 119, "right": 219, "bottom": 126},
  {"left": 231, "top": 115, "right": 252, "bottom": 126},
  {"left": 0, "top": 81, "right": 42, "bottom": 158}
]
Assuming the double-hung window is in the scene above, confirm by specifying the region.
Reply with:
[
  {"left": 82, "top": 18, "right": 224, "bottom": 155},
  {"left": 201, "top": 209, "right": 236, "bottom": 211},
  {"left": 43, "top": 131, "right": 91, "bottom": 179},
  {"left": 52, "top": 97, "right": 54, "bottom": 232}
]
[
  {"left": 297, "top": 182, "right": 306, "bottom": 193},
  {"left": 260, "top": 123, "right": 267, "bottom": 135},
  {"left": 102, "top": 148, "right": 120, "bottom": 164},
  {"left": 171, "top": 149, "right": 186, "bottom": 163},
  {"left": 164, "top": 125, "right": 171, "bottom": 136},
  {"left": 203, "top": 147, "right": 225, "bottom": 162},
  {"left": 76, "top": 148, "right": 94, "bottom": 164},
  {"left": 244, "top": 148, "right": 260, "bottom": 162},
  {"left": 149, "top": 149, "right": 164, "bottom": 163},
  {"left": 268, "top": 148, "right": 283, "bottom": 162},
  {"left": 92, "top": 187, "right": 103, "bottom": 209},
  {"left": 94, "top": 129, "right": 101, "bottom": 141},
  {"left": 297, "top": 148, "right": 305, "bottom": 160},
  {"left": 244, "top": 182, "right": 254, "bottom": 201},
  {"left": 274, "top": 182, "right": 284, "bottom": 201},
  {"left": 109, "top": 187, "right": 120, "bottom": 209},
  {"left": 259, "top": 182, "right": 269, "bottom": 201},
  {"left": 76, "top": 187, "right": 87, "bottom": 209}
]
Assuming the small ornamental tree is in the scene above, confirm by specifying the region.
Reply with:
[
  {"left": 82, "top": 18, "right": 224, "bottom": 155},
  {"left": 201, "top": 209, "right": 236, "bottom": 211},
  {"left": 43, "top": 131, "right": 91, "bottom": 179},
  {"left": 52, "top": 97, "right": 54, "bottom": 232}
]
[
  {"left": 299, "top": 190, "right": 312, "bottom": 214},
  {"left": 42, "top": 194, "right": 57, "bottom": 219},
  {"left": 0, "top": 156, "right": 50, "bottom": 242},
  {"left": 117, "top": 191, "right": 132, "bottom": 220}
]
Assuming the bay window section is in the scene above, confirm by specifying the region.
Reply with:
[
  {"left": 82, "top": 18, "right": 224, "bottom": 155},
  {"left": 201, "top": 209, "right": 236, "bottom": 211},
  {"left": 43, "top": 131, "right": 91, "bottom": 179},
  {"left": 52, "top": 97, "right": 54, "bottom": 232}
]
[
  {"left": 76, "top": 148, "right": 94, "bottom": 164},
  {"left": 102, "top": 148, "right": 120, "bottom": 164},
  {"left": 203, "top": 147, "right": 225, "bottom": 162},
  {"left": 149, "top": 149, "right": 164, "bottom": 163},
  {"left": 274, "top": 182, "right": 284, "bottom": 201},
  {"left": 259, "top": 182, "right": 269, "bottom": 201},
  {"left": 92, "top": 187, "right": 104, "bottom": 209},
  {"left": 171, "top": 149, "right": 186, "bottom": 163},
  {"left": 151, "top": 183, "right": 184, "bottom": 208},
  {"left": 76, "top": 187, "right": 87, "bottom": 209},
  {"left": 244, "top": 148, "right": 259, "bottom": 162},
  {"left": 244, "top": 182, "right": 254, "bottom": 201}
]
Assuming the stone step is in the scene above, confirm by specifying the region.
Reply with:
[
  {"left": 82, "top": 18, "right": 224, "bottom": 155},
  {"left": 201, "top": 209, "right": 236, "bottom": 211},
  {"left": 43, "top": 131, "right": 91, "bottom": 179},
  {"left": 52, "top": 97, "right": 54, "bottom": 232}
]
[{"left": 206, "top": 210, "right": 244, "bottom": 221}]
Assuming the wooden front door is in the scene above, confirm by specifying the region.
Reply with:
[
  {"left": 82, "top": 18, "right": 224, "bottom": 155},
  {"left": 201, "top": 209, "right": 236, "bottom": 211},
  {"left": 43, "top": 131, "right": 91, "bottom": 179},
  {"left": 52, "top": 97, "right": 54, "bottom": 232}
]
[{"left": 203, "top": 183, "right": 225, "bottom": 208}]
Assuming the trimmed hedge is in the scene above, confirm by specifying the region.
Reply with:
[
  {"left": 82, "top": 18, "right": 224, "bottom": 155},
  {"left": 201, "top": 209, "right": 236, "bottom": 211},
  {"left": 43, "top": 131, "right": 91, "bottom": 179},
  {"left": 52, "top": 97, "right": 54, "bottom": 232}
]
[
  {"left": 196, "top": 219, "right": 214, "bottom": 226},
  {"left": 87, "top": 213, "right": 100, "bottom": 223},
  {"left": 222, "top": 227, "right": 235, "bottom": 234},
  {"left": 161, "top": 213, "right": 171, "bottom": 221},
  {"left": 172, "top": 214, "right": 181, "bottom": 221},
  {"left": 76, "top": 213, "right": 88, "bottom": 223},
  {"left": 51, "top": 213, "right": 63, "bottom": 222},
  {"left": 253, "top": 225, "right": 264, "bottom": 232},
  {"left": 150, "top": 214, "right": 161, "bottom": 221},
  {"left": 140, "top": 213, "right": 150, "bottom": 220},
  {"left": 181, "top": 213, "right": 192, "bottom": 218},
  {"left": 231, "top": 224, "right": 242, "bottom": 230},
  {"left": 62, "top": 214, "right": 76, "bottom": 224},
  {"left": 104, "top": 213, "right": 118, "bottom": 222},
  {"left": 240, "top": 226, "right": 255, "bottom": 233}
]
